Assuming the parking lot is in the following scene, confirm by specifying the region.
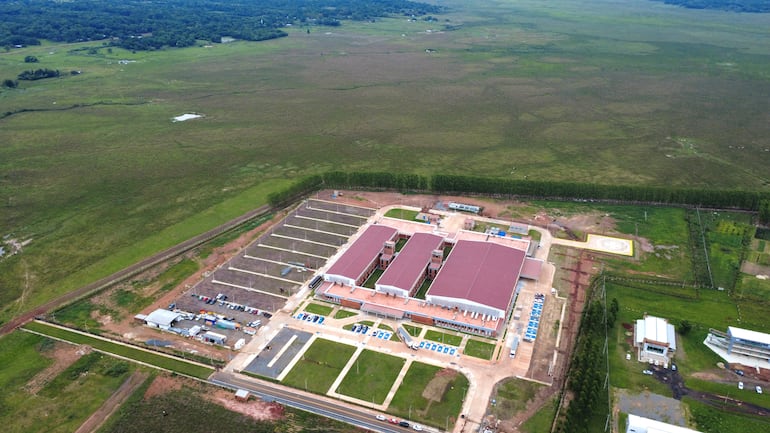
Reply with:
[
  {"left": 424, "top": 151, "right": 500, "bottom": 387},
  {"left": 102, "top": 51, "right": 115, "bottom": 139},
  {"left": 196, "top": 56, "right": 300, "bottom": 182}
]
[
  {"left": 173, "top": 199, "right": 374, "bottom": 317},
  {"left": 243, "top": 328, "right": 314, "bottom": 379},
  {"left": 416, "top": 340, "right": 458, "bottom": 356}
]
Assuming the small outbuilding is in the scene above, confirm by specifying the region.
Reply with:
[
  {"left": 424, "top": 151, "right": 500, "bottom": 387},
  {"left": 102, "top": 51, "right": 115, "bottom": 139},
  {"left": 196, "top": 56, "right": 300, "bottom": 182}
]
[
  {"left": 235, "top": 389, "right": 250, "bottom": 402},
  {"left": 202, "top": 331, "right": 227, "bottom": 345}
]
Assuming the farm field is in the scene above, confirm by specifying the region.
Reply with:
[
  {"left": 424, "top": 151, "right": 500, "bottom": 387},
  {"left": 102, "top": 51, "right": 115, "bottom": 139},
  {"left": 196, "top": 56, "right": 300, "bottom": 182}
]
[{"left": 2, "top": 0, "right": 770, "bottom": 326}]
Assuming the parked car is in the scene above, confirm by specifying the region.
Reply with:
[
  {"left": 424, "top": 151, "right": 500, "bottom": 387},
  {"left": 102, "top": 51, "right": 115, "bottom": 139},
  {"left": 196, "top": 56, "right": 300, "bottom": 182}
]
[
  {"left": 738, "top": 381, "right": 744, "bottom": 390},
  {"left": 412, "top": 424, "right": 423, "bottom": 431},
  {"left": 375, "top": 415, "right": 386, "bottom": 421},
  {"left": 757, "top": 386, "right": 763, "bottom": 394},
  {"left": 388, "top": 418, "right": 400, "bottom": 424},
  {"left": 399, "top": 421, "right": 410, "bottom": 428},
  {"left": 735, "top": 369, "right": 745, "bottom": 376},
  {"left": 642, "top": 370, "right": 653, "bottom": 375}
]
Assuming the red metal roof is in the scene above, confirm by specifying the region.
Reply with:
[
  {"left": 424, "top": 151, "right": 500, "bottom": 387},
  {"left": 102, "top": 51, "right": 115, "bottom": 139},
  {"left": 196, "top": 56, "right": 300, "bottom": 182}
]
[
  {"left": 428, "top": 240, "right": 526, "bottom": 311},
  {"left": 377, "top": 232, "right": 444, "bottom": 293},
  {"left": 326, "top": 225, "right": 398, "bottom": 283},
  {"left": 521, "top": 258, "right": 543, "bottom": 280},
  {"left": 361, "top": 303, "right": 405, "bottom": 319}
]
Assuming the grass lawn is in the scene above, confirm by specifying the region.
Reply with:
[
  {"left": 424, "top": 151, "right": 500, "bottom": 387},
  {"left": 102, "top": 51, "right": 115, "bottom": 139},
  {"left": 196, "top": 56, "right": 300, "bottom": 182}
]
[
  {"left": 0, "top": 331, "right": 138, "bottom": 433},
  {"left": 304, "top": 302, "right": 334, "bottom": 316},
  {"left": 424, "top": 330, "right": 462, "bottom": 346},
  {"left": 490, "top": 378, "right": 544, "bottom": 419},
  {"left": 384, "top": 209, "right": 419, "bottom": 221},
  {"left": 520, "top": 396, "right": 557, "bottom": 433},
  {"left": 388, "top": 362, "right": 469, "bottom": 429},
  {"left": 336, "top": 349, "right": 405, "bottom": 404},
  {"left": 463, "top": 339, "right": 496, "bottom": 360},
  {"left": 403, "top": 324, "right": 423, "bottom": 337},
  {"left": 414, "top": 279, "right": 432, "bottom": 299},
  {"left": 334, "top": 309, "right": 358, "bottom": 320},
  {"left": 282, "top": 338, "right": 356, "bottom": 394},
  {"left": 687, "top": 378, "right": 770, "bottom": 409},
  {"left": 686, "top": 397, "right": 770, "bottom": 433},
  {"left": 362, "top": 269, "right": 384, "bottom": 289},
  {"left": 22, "top": 321, "right": 214, "bottom": 379}
]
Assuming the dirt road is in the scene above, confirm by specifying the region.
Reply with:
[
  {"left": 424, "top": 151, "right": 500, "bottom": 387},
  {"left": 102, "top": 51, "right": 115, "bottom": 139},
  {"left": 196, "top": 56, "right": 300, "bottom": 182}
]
[{"left": 74, "top": 371, "right": 149, "bottom": 433}]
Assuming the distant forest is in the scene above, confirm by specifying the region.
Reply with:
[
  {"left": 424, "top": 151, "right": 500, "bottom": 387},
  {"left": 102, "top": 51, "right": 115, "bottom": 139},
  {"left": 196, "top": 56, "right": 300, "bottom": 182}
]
[
  {"left": 651, "top": 0, "right": 770, "bottom": 12},
  {"left": 0, "top": 0, "right": 443, "bottom": 50}
]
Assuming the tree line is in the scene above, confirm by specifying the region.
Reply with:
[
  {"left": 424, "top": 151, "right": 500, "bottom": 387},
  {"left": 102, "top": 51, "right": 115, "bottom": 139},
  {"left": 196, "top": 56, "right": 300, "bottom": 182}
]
[
  {"left": 556, "top": 297, "right": 616, "bottom": 433},
  {"left": 0, "top": 0, "right": 442, "bottom": 51},
  {"left": 650, "top": 0, "right": 770, "bottom": 13},
  {"left": 267, "top": 171, "right": 770, "bottom": 212}
]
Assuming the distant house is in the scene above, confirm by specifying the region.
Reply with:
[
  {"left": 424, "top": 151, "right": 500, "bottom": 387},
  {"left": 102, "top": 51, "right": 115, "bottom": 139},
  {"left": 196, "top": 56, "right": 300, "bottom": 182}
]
[
  {"left": 634, "top": 315, "right": 676, "bottom": 365},
  {"left": 144, "top": 309, "right": 182, "bottom": 331}
]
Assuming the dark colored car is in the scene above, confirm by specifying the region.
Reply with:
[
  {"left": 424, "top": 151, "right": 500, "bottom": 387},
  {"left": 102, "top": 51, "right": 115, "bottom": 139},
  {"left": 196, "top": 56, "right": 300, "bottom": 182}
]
[{"left": 399, "top": 421, "right": 410, "bottom": 428}]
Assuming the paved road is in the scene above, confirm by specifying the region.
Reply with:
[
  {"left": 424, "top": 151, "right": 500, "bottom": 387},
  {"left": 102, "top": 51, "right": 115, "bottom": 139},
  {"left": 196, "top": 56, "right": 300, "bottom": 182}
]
[
  {"left": 209, "top": 371, "right": 430, "bottom": 433},
  {"left": 0, "top": 204, "right": 271, "bottom": 336}
]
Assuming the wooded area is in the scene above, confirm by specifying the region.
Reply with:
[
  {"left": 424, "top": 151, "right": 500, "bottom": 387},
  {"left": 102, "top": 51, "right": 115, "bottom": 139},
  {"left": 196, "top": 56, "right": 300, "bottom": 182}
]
[
  {"left": 267, "top": 172, "right": 770, "bottom": 212},
  {"left": 651, "top": 0, "right": 770, "bottom": 12},
  {"left": 0, "top": 0, "right": 442, "bottom": 50}
]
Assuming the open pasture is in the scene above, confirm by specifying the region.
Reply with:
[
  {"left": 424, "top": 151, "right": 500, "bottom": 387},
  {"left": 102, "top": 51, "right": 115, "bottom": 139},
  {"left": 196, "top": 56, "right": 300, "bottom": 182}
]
[
  {"left": 2, "top": 0, "right": 770, "bottom": 325},
  {"left": 0, "top": 331, "right": 139, "bottom": 433}
]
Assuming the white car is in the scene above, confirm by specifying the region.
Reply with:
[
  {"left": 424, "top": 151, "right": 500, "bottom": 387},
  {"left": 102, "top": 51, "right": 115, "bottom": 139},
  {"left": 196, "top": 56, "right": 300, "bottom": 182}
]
[
  {"left": 375, "top": 415, "right": 386, "bottom": 421},
  {"left": 757, "top": 386, "right": 763, "bottom": 394},
  {"left": 642, "top": 370, "right": 653, "bottom": 375},
  {"left": 738, "top": 381, "right": 744, "bottom": 390},
  {"left": 413, "top": 425, "right": 423, "bottom": 431}
]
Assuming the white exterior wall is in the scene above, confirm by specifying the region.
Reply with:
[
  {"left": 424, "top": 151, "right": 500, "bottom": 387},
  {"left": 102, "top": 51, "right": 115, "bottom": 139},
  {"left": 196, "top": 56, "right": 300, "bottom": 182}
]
[{"left": 425, "top": 294, "right": 504, "bottom": 319}]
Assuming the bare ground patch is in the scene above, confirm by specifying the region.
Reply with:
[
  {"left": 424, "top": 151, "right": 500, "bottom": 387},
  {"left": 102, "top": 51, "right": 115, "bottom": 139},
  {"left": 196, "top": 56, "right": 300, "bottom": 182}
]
[
  {"left": 423, "top": 368, "right": 458, "bottom": 402},
  {"left": 207, "top": 388, "right": 286, "bottom": 421},
  {"left": 144, "top": 374, "right": 183, "bottom": 400},
  {"left": 24, "top": 342, "right": 87, "bottom": 395}
]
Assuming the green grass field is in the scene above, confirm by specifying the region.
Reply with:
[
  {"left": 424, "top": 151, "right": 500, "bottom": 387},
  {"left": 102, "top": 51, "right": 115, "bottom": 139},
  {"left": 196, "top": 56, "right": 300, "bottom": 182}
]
[
  {"left": 490, "top": 378, "right": 544, "bottom": 420},
  {"left": 333, "top": 309, "right": 358, "bottom": 319},
  {"left": 424, "top": 330, "right": 462, "bottom": 346},
  {"left": 281, "top": 338, "right": 356, "bottom": 394},
  {"left": 0, "top": 331, "right": 138, "bottom": 433},
  {"left": 463, "top": 339, "right": 496, "bottom": 360},
  {"left": 384, "top": 208, "right": 419, "bottom": 221},
  {"left": 22, "top": 321, "right": 214, "bottom": 378},
  {"left": 388, "top": 362, "right": 469, "bottom": 429},
  {"left": 336, "top": 349, "right": 405, "bottom": 404},
  {"left": 686, "top": 397, "right": 770, "bottom": 433},
  {"left": 2, "top": 0, "right": 770, "bottom": 327},
  {"left": 303, "top": 302, "right": 334, "bottom": 316}
]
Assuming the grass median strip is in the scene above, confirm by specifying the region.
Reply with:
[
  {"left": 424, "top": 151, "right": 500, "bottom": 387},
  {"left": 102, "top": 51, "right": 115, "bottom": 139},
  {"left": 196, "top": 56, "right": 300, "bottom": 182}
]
[{"left": 22, "top": 321, "right": 214, "bottom": 379}]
